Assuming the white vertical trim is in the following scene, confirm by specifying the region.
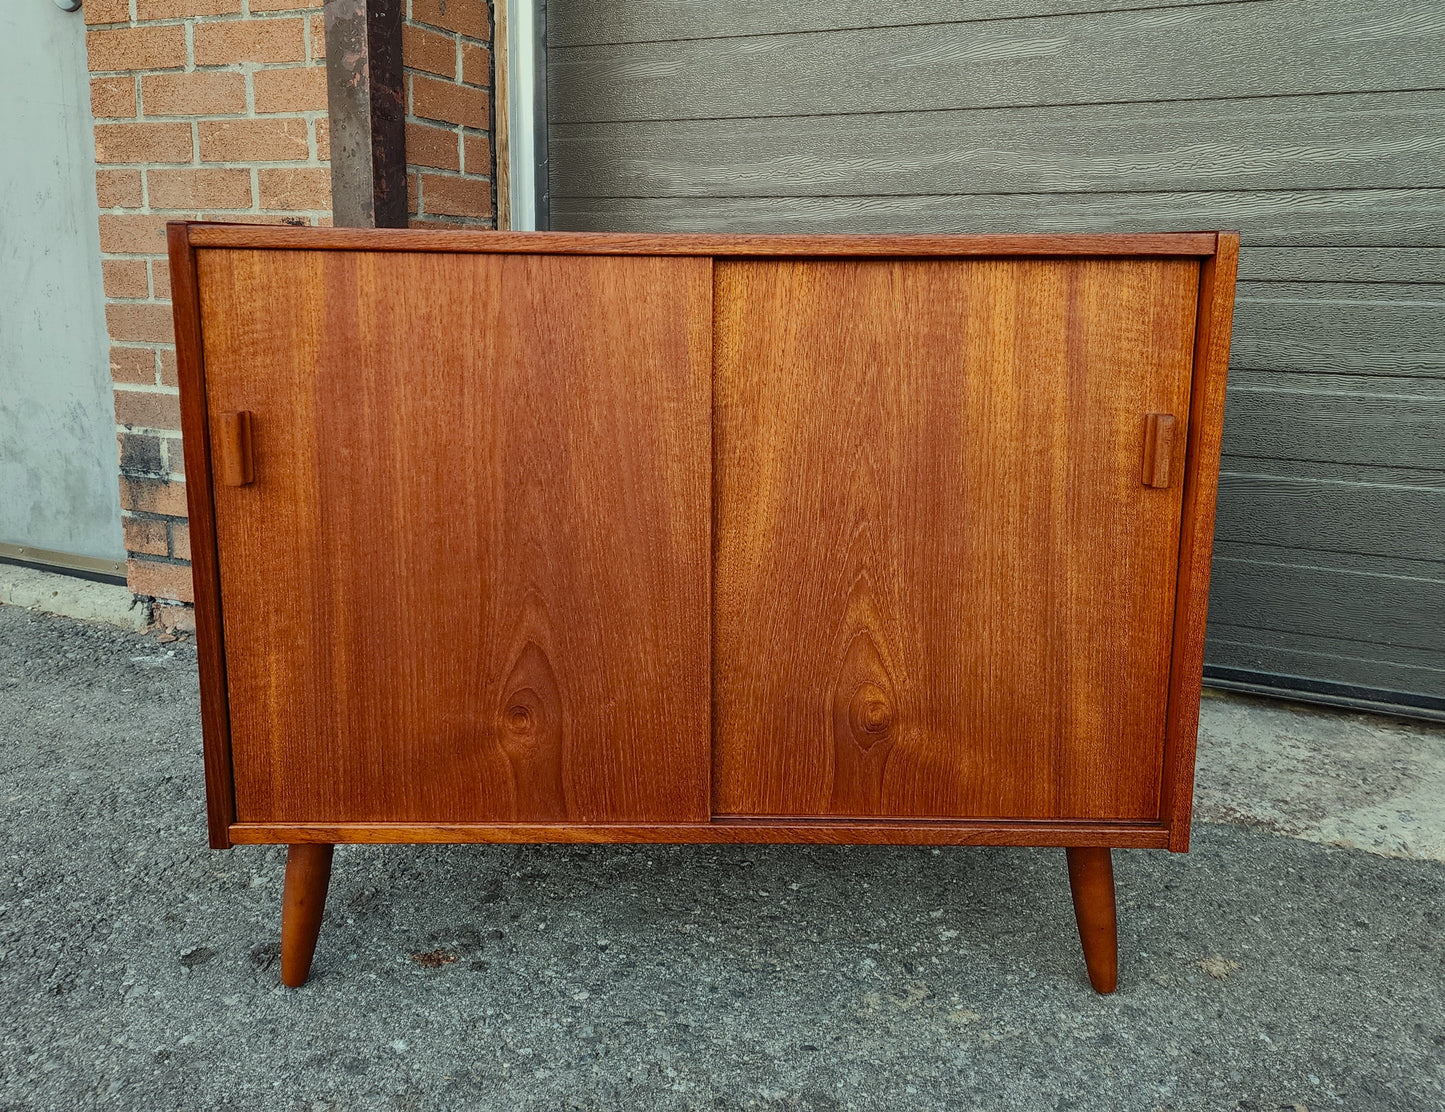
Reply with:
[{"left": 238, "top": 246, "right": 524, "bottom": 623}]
[{"left": 506, "top": 0, "right": 538, "bottom": 230}]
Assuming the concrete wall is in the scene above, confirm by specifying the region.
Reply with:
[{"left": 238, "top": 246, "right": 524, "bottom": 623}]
[{"left": 0, "top": 2, "right": 123, "bottom": 562}]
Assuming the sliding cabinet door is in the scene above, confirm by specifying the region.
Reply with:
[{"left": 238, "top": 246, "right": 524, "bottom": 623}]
[
  {"left": 199, "top": 249, "right": 712, "bottom": 824},
  {"left": 713, "top": 257, "right": 1199, "bottom": 820}
]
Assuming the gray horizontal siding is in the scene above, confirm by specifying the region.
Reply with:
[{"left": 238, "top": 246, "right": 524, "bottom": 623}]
[
  {"left": 548, "top": 0, "right": 1278, "bottom": 47},
  {"left": 1215, "top": 473, "right": 1445, "bottom": 562},
  {"left": 1223, "top": 373, "right": 1445, "bottom": 468},
  {"left": 548, "top": 2, "right": 1445, "bottom": 122},
  {"left": 546, "top": 0, "right": 1445, "bottom": 711},
  {"left": 552, "top": 90, "right": 1445, "bottom": 197},
  {"left": 1208, "top": 555, "right": 1444, "bottom": 653},
  {"left": 1238, "top": 247, "right": 1445, "bottom": 283},
  {"left": 549, "top": 190, "right": 1445, "bottom": 246},
  {"left": 1232, "top": 282, "right": 1445, "bottom": 376},
  {"left": 1204, "top": 624, "right": 1445, "bottom": 705}
]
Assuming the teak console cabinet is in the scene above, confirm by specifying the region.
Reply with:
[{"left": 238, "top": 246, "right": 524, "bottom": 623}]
[{"left": 168, "top": 223, "right": 1238, "bottom": 993}]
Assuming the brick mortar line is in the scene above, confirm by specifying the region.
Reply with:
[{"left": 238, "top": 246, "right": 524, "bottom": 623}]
[
  {"left": 405, "top": 19, "right": 488, "bottom": 38},
  {"left": 95, "top": 112, "right": 329, "bottom": 121},
  {"left": 404, "top": 72, "right": 492, "bottom": 90},
  {"left": 405, "top": 122, "right": 494, "bottom": 136},
  {"left": 89, "top": 65, "right": 328, "bottom": 80},
  {"left": 91, "top": 62, "right": 326, "bottom": 74},
  {"left": 98, "top": 156, "right": 329, "bottom": 170},
  {"left": 88, "top": 11, "right": 320, "bottom": 29}
]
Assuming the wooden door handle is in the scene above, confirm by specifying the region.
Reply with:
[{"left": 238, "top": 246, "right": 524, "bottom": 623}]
[
  {"left": 218, "top": 410, "right": 255, "bottom": 486},
  {"left": 1141, "top": 413, "right": 1176, "bottom": 489}
]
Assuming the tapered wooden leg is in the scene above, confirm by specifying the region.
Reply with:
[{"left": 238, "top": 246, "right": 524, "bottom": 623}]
[
  {"left": 1066, "top": 847, "right": 1118, "bottom": 994},
  {"left": 280, "top": 844, "right": 334, "bottom": 988}
]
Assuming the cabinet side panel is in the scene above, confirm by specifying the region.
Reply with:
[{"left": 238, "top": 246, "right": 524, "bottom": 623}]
[
  {"left": 713, "top": 257, "right": 1197, "bottom": 820},
  {"left": 1163, "top": 235, "right": 1239, "bottom": 851},
  {"left": 199, "top": 249, "right": 712, "bottom": 824},
  {"left": 168, "top": 224, "right": 236, "bottom": 849}
]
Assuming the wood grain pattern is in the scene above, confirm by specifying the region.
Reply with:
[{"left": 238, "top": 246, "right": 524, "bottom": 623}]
[
  {"left": 546, "top": 0, "right": 1445, "bottom": 123},
  {"left": 712, "top": 257, "right": 1199, "bottom": 821},
  {"left": 551, "top": 89, "right": 1445, "bottom": 199},
  {"left": 280, "top": 843, "right": 333, "bottom": 988},
  {"left": 1223, "top": 372, "right": 1445, "bottom": 470},
  {"left": 547, "top": 0, "right": 1275, "bottom": 47},
  {"left": 1065, "top": 847, "right": 1118, "bottom": 994},
  {"left": 182, "top": 223, "right": 1217, "bottom": 257},
  {"left": 197, "top": 248, "right": 712, "bottom": 824},
  {"left": 228, "top": 820, "right": 1173, "bottom": 848},
  {"left": 1142, "top": 413, "right": 1177, "bottom": 489},
  {"left": 180, "top": 232, "right": 1233, "bottom": 858},
  {"left": 1161, "top": 233, "right": 1237, "bottom": 851},
  {"left": 217, "top": 411, "right": 254, "bottom": 487},
  {"left": 167, "top": 223, "right": 236, "bottom": 850}
]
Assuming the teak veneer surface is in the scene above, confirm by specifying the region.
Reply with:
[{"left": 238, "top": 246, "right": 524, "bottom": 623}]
[
  {"left": 713, "top": 258, "right": 1199, "bottom": 820},
  {"left": 229, "top": 820, "right": 1172, "bottom": 847},
  {"left": 197, "top": 248, "right": 712, "bottom": 824},
  {"left": 1160, "top": 235, "right": 1239, "bottom": 850},
  {"left": 183, "top": 225, "right": 1220, "bottom": 257},
  {"left": 170, "top": 224, "right": 1237, "bottom": 851},
  {"left": 172, "top": 225, "right": 1239, "bottom": 992}
]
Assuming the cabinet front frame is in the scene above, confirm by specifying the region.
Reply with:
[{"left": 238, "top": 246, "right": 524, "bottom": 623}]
[{"left": 167, "top": 223, "right": 1236, "bottom": 852}]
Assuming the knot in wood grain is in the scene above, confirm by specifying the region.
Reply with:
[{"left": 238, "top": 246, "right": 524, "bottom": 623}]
[
  {"left": 498, "top": 641, "right": 562, "bottom": 761},
  {"left": 503, "top": 696, "right": 539, "bottom": 738},
  {"left": 848, "top": 682, "right": 894, "bottom": 749}
]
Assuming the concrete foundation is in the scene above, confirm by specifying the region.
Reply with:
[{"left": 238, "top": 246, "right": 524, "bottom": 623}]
[{"left": 0, "top": 563, "right": 146, "bottom": 630}]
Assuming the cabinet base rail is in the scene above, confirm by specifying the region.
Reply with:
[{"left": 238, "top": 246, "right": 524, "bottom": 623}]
[
  {"left": 276, "top": 842, "right": 1120, "bottom": 994},
  {"left": 233, "top": 819, "right": 1170, "bottom": 848}
]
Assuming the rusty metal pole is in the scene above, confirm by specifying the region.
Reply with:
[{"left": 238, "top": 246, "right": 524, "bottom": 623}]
[{"left": 324, "top": 0, "right": 407, "bottom": 228}]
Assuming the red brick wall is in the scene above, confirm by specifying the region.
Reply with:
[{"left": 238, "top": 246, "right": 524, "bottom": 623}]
[
  {"left": 86, "top": 0, "right": 495, "bottom": 628},
  {"left": 403, "top": 1, "right": 495, "bottom": 227},
  {"left": 86, "top": 0, "right": 333, "bottom": 630}
]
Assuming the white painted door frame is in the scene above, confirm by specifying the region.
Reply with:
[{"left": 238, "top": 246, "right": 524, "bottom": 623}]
[{"left": 495, "top": 0, "right": 547, "bottom": 229}]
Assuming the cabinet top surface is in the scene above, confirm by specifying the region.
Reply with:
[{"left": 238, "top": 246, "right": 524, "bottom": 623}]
[{"left": 178, "top": 222, "right": 1227, "bottom": 258}]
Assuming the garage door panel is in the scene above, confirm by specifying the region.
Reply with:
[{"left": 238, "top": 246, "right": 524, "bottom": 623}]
[
  {"left": 1206, "top": 623, "right": 1445, "bottom": 711},
  {"left": 1215, "top": 473, "right": 1445, "bottom": 563},
  {"left": 547, "top": 0, "right": 1278, "bottom": 47},
  {"left": 1209, "top": 556, "right": 1445, "bottom": 653},
  {"left": 1232, "top": 284, "right": 1445, "bottom": 377},
  {"left": 1238, "top": 247, "right": 1445, "bottom": 284},
  {"left": 551, "top": 91, "right": 1445, "bottom": 199},
  {"left": 1223, "top": 374, "right": 1445, "bottom": 471},
  {"left": 549, "top": 190, "right": 1445, "bottom": 248},
  {"left": 546, "top": 0, "right": 1445, "bottom": 711},
  {"left": 548, "top": 1, "right": 1445, "bottom": 123}
]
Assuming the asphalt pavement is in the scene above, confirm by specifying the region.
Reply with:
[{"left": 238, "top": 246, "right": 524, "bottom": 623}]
[{"left": 1, "top": 604, "right": 1442, "bottom": 1111}]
